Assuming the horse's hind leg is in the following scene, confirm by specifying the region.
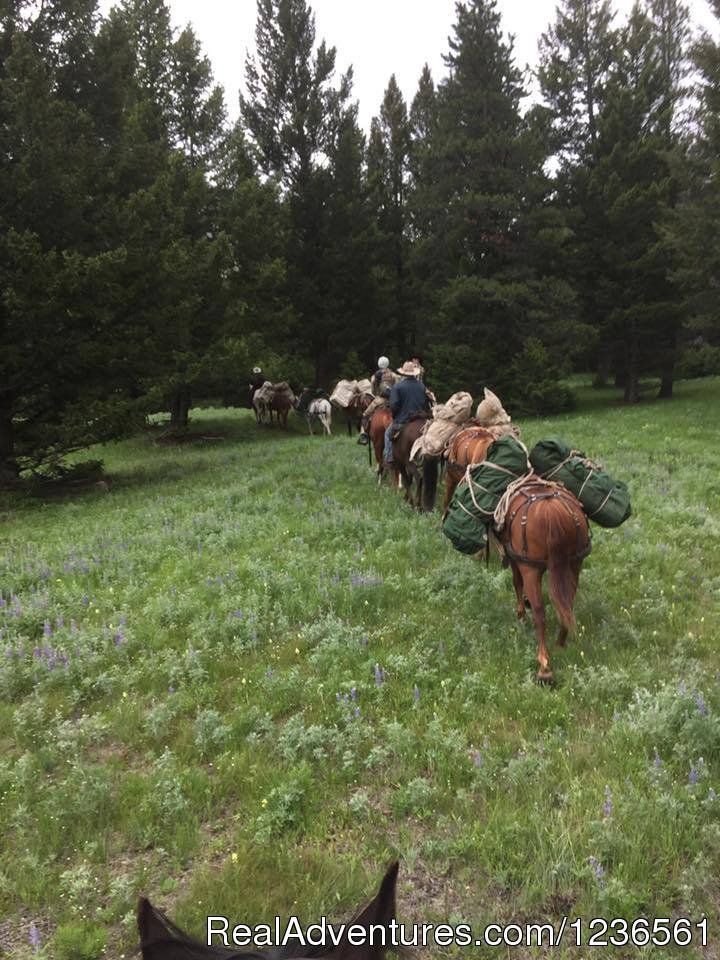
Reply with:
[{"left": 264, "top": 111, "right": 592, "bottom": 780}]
[
  {"left": 510, "top": 561, "right": 525, "bottom": 620},
  {"left": 557, "top": 559, "right": 581, "bottom": 648},
  {"left": 520, "top": 565, "right": 553, "bottom": 683}
]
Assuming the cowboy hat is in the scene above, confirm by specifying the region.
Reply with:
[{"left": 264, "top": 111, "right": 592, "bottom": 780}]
[
  {"left": 397, "top": 361, "right": 421, "bottom": 377},
  {"left": 252, "top": 366, "right": 262, "bottom": 373}
]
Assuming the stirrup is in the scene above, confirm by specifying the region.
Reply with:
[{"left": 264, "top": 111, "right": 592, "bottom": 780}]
[{"left": 357, "top": 434, "right": 369, "bottom": 445}]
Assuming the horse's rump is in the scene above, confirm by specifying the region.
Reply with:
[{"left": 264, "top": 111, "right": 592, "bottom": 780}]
[{"left": 502, "top": 483, "right": 590, "bottom": 568}]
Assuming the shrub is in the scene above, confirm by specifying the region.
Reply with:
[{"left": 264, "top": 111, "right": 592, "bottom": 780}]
[{"left": 54, "top": 922, "right": 107, "bottom": 960}]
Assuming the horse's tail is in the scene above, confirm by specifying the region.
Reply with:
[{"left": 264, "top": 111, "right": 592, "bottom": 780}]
[
  {"left": 545, "top": 507, "right": 578, "bottom": 634},
  {"left": 422, "top": 457, "right": 438, "bottom": 512}
]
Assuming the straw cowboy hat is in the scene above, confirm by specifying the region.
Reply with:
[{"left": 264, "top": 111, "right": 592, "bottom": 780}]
[
  {"left": 397, "top": 361, "right": 421, "bottom": 377},
  {"left": 253, "top": 366, "right": 262, "bottom": 373}
]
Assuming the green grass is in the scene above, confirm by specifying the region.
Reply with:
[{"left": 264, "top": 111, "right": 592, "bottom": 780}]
[{"left": 1, "top": 378, "right": 719, "bottom": 958}]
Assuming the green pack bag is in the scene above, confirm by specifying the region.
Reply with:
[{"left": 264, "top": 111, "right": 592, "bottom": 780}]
[
  {"left": 529, "top": 437, "right": 631, "bottom": 528},
  {"left": 442, "top": 436, "right": 530, "bottom": 555}
]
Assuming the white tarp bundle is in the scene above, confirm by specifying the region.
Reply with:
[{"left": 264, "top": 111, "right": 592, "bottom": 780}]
[
  {"left": 475, "top": 387, "right": 512, "bottom": 426},
  {"left": 330, "top": 379, "right": 374, "bottom": 407},
  {"left": 330, "top": 379, "right": 359, "bottom": 407},
  {"left": 410, "top": 391, "right": 474, "bottom": 463}
]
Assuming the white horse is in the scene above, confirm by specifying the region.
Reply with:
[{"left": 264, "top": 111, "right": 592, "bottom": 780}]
[{"left": 306, "top": 398, "right": 332, "bottom": 435}]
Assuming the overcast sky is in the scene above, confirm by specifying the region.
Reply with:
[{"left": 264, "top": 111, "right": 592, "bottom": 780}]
[{"left": 99, "top": 0, "right": 719, "bottom": 129}]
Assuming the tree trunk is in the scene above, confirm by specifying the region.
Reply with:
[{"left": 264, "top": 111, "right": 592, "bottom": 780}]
[
  {"left": 658, "top": 357, "right": 675, "bottom": 399},
  {"left": 0, "top": 390, "right": 19, "bottom": 488},
  {"left": 169, "top": 384, "right": 191, "bottom": 431}
]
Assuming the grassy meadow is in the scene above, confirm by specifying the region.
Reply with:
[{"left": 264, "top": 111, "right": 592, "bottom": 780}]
[{"left": 1, "top": 378, "right": 719, "bottom": 958}]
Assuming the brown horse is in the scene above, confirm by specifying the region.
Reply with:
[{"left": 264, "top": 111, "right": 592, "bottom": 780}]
[
  {"left": 443, "top": 425, "right": 496, "bottom": 514},
  {"left": 498, "top": 482, "right": 590, "bottom": 684},
  {"left": 341, "top": 394, "right": 372, "bottom": 437},
  {"left": 269, "top": 392, "right": 293, "bottom": 429},
  {"left": 390, "top": 414, "right": 435, "bottom": 511},
  {"left": 137, "top": 861, "right": 400, "bottom": 960},
  {"left": 368, "top": 406, "right": 392, "bottom": 484}
]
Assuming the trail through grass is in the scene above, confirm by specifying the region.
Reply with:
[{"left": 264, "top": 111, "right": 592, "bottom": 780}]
[{"left": 1, "top": 379, "right": 719, "bottom": 958}]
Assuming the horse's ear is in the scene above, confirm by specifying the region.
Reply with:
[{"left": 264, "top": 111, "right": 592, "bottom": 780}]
[
  {"left": 346, "top": 860, "right": 399, "bottom": 933},
  {"left": 137, "top": 897, "right": 167, "bottom": 949}
]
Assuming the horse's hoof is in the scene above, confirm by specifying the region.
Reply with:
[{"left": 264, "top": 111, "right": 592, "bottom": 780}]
[{"left": 536, "top": 669, "right": 555, "bottom": 686}]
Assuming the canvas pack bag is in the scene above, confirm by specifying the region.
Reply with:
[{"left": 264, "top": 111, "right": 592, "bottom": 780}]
[
  {"left": 442, "top": 436, "right": 531, "bottom": 554},
  {"left": 529, "top": 438, "right": 631, "bottom": 528},
  {"left": 330, "top": 379, "right": 359, "bottom": 407},
  {"left": 475, "top": 387, "right": 512, "bottom": 426}
]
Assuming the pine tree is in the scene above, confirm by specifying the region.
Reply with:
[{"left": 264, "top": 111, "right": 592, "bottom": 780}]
[
  {"left": 367, "top": 75, "right": 412, "bottom": 354},
  {"left": 587, "top": 4, "right": 684, "bottom": 403},
  {"left": 410, "top": 0, "right": 578, "bottom": 407},
  {"left": 241, "top": 0, "right": 369, "bottom": 382}
]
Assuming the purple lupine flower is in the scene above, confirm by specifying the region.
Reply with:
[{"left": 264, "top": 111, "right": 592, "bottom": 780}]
[
  {"left": 0, "top": 597, "right": 6, "bottom": 607},
  {"left": 472, "top": 751, "right": 483, "bottom": 768},
  {"left": 114, "top": 629, "right": 125, "bottom": 646},
  {"left": 29, "top": 921, "right": 41, "bottom": 952},
  {"left": 81, "top": 595, "right": 89, "bottom": 606},
  {"left": 696, "top": 694, "right": 708, "bottom": 717},
  {"left": 709, "top": 788, "right": 717, "bottom": 801},
  {"left": 678, "top": 681, "right": 688, "bottom": 696},
  {"left": 374, "top": 664, "right": 384, "bottom": 687},
  {"left": 168, "top": 685, "right": 175, "bottom": 693},
  {"left": 60, "top": 653, "right": 69, "bottom": 667},
  {"left": 47, "top": 653, "right": 57, "bottom": 671},
  {"left": 588, "top": 856, "right": 605, "bottom": 886},
  {"left": 689, "top": 766, "right": 699, "bottom": 785},
  {"left": 56, "top": 615, "right": 64, "bottom": 630},
  {"left": 232, "top": 610, "right": 243, "bottom": 619},
  {"left": 350, "top": 687, "right": 357, "bottom": 701},
  {"left": 653, "top": 748, "right": 662, "bottom": 768},
  {"left": 354, "top": 706, "right": 361, "bottom": 718},
  {"left": 603, "top": 786, "right": 613, "bottom": 819},
  {"left": 359, "top": 635, "right": 368, "bottom": 647},
  {"left": 43, "top": 620, "right": 52, "bottom": 638},
  {"left": 413, "top": 685, "right": 421, "bottom": 702},
  {"left": 32, "top": 647, "right": 42, "bottom": 660},
  {"left": 265, "top": 668, "right": 273, "bottom": 678}
]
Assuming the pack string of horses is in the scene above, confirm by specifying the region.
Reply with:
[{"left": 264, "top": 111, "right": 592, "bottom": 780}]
[{"left": 248, "top": 359, "right": 631, "bottom": 686}]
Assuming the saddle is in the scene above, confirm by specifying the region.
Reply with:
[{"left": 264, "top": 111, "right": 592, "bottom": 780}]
[
  {"left": 503, "top": 482, "right": 592, "bottom": 567},
  {"left": 391, "top": 410, "right": 432, "bottom": 439}
]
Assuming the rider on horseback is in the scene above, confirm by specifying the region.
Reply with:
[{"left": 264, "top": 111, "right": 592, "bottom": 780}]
[
  {"left": 357, "top": 357, "right": 398, "bottom": 445},
  {"left": 385, "top": 361, "right": 431, "bottom": 464},
  {"left": 248, "top": 366, "right": 265, "bottom": 408}
]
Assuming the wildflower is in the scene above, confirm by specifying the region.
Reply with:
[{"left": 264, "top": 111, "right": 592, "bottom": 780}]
[
  {"left": 29, "top": 922, "right": 41, "bottom": 952},
  {"left": 168, "top": 685, "right": 175, "bottom": 693},
  {"left": 709, "top": 788, "right": 717, "bottom": 801},
  {"left": 374, "top": 664, "right": 384, "bottom": 687},
  {"left": 70, "top": 619, "right": 78, "bottom": 634},
  {"left": 56, "top": 615, "right": 64, "bottom": 629},
  {"left": 231, "top": 852, "right": 238, "bottom": 863},
  {"left": 413, "top": 685, "right": 421, "bottom": 702},
  {"left": 114, "top": 629, "right": 125, "bottom": 647},
  {"left": 265, "top": 668, "right": 273, "bottom": 678},
  {"left": 588, "top": 856, "right": 605, "bottom": 886},
  {"left": 354, "top": 706, "right": 361, "bottom": 719},
  {"left": 695, "top": 694, "right": 708, "bottom": 717},
  {"left": 653, "top": 748, "right": 662, "bottom": 768},
  {"left": 350, "top": 687, "right": 357, "bottom": 701},
  {"left": 261, "top": 798, "right": 267, "bottom": 807},
  {"left": 43, "top": 620, "right": 52, "bottom": 638},
  {"left": 472, "top": 751, "right": 483, "bottom": 768},
  {"left": 603, "top": 786, "right": 613, "bottom": 819},
  {"left": 689, "top": 766, "right": 699, "bottom": 785},
  {"left": 295, "top": 647, "right": 300, "bottom": 655}
]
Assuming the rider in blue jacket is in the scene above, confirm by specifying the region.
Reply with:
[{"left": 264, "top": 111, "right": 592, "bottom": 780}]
[{"left": 385, "top": 361, "right": 431, "bottom": 464}]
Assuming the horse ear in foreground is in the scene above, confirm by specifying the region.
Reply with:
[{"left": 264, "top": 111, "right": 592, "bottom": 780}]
[{"left": 137, "top": 860, "right": 400, "bottom": 960}]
